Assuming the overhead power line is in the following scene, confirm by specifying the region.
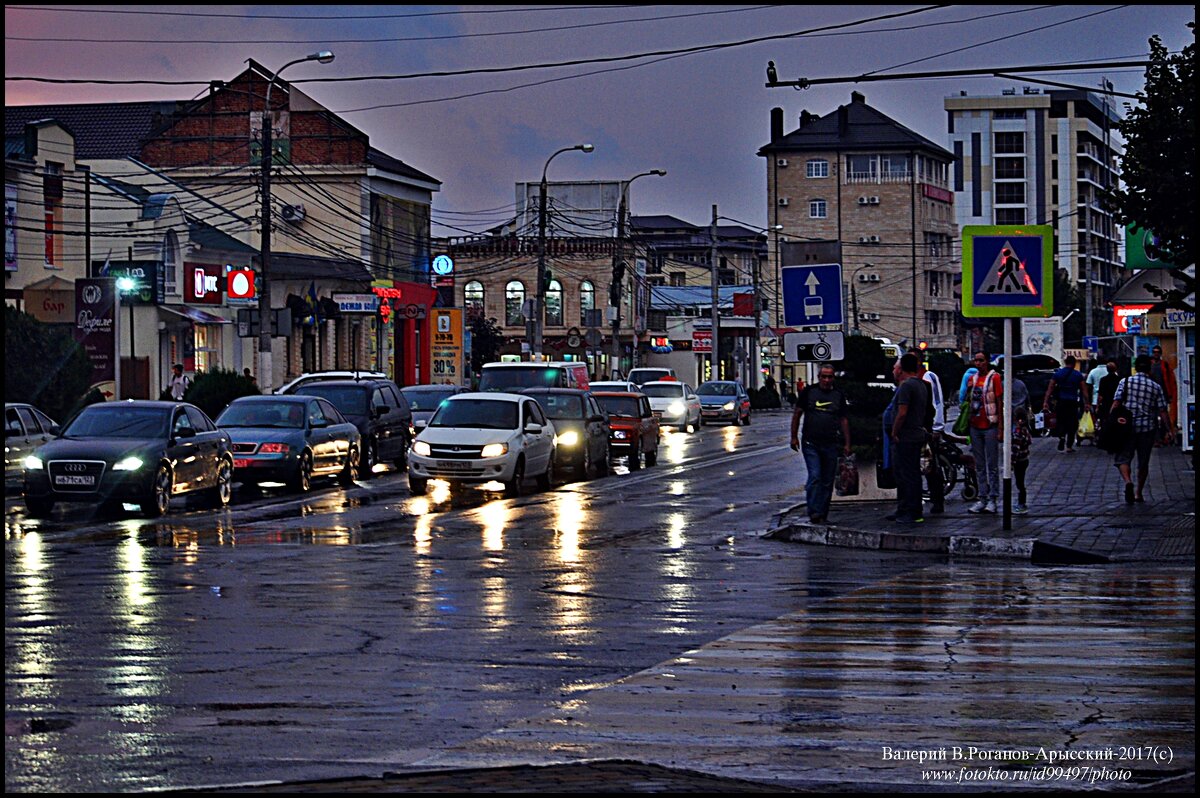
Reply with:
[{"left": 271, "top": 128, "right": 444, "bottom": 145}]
[{"left": 5, "top": 5, "right": 636, "bottom": 21}]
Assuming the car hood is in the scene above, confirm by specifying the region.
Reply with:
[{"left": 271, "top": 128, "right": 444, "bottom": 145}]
[
  {"left": 417, "top": 427, "right": 522, "bottom": 446},
  {"left": 646, "top": 395, "right": 684, "bottom": 408},
  {"left": 697, "top": 395, "right": 733, "bottom": 406},
  {"left": 34, "top": 437, "right": 162, "bottom": 463}
]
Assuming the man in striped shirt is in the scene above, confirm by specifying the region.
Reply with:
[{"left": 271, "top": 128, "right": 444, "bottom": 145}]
[{"left": 1111, "top": 354, "right": 1174, "bottom": 504}]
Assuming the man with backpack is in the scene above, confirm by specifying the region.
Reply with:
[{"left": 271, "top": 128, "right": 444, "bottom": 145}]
[
  {"left": 790, "top": 363, "right": 851, "bottom": 525},
  {"left": 1110, "top": 355, "right": 1174, "bottom": 504},
  {"left": 1043, "top": 354, "right": 1091, "bottom": 453},
  {"left": 168, "top": 363, "right": 190, "bottom": 401}
]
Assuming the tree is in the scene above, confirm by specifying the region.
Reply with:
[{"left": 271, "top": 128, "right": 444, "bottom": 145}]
[
  {"left": 1052, "top": 268, "right": 1086, "bottom": 345},
  {"left": 468, "top": 315, "right": 506, "bottom": 377},
  {"left": 1105, "top": 24, "right": 1196, "bottom": 310},
  {"left": 4, "top": 306, "right": 93, "bottom": 421}
]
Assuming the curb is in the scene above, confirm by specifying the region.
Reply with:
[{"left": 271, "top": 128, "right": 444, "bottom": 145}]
[{"left": 764, "top": 521, "right": 1035, "bottom": 560}]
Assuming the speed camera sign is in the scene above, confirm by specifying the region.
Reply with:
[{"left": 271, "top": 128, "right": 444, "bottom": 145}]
[{"left": 783, "top": 330, "right": 845, "bottom": 363}]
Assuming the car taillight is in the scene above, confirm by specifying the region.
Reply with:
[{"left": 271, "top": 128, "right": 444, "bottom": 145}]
[{"left": 259, "top": 443, "right": 289, "bottom": 454}]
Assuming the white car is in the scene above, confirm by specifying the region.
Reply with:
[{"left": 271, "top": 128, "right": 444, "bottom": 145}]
[
  {"left": 640, "top": 380, "right": 702, "bottom": 433},
  {"left": 274, "top": 370, "right": 387, "bottom": 395},
  {"left": 408, "top": 393, "right": 556, "bottom": 497},
  {"left": 588, "top": 380, "right": 639, "bottom": 393},
  {"left": 627, "top": 367, "right": 676, "bottom": 387}
]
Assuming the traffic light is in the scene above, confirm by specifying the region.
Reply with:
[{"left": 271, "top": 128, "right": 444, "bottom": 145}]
[{"left": 918, "top": 341, "right": 928, "bottom": 351}]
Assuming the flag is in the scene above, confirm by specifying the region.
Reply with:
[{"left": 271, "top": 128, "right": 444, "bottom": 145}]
[
  {"left": 305, "top": 281, "right": 321, "bottom": 325},
  {"left": 99, "top": 249, "right": 113, "bottom": 276}
]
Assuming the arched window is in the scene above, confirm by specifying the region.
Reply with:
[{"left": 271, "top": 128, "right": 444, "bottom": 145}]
[
  {"left": 163, "top": 229, "right": 180, "bottom": 295},
  {"left": 464, "top": 280, "right": 484, "bottom": 319},
  {"left": 545, "top": 279, "right": 563, "bottom": 327},
  {"left": 579, "top": 280, "right": 594, "bottom": 325},
  {"left": 505, "top": 280, "right": 525, "bottom": 326}
]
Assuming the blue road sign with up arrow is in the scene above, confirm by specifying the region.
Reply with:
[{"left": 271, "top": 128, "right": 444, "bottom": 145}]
[{"left": 782, "top": 263, "right": 843, "bottom": 327}]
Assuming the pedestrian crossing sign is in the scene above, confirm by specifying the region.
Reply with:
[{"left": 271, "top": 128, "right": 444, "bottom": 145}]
[{"left": 962, "top": 225, "right": 1054, "bottom": 318}]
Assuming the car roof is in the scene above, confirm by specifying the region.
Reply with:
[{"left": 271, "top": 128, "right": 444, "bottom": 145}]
[
  {"left": 643, "top": 380, "right": 685, "bottom": 388},
  {"left": 403, "top": 384, "right": 464, "bottom": 391},
  {"left": 592, "top": 391, "right": 642, "bottom": 397},
  {"left": 482, "top": 361, "right": 580, "bottom": 368},
  {"left": 230, "top": 394, "right": 310, "bottom": 403},
  {"left": 294, "top": 379, "right": 384, "bottom": 390},
  {"left": 521, "top": 387, "right": 589, "bottom": 396},
  {"left": 450, "top": 391, "right": 528, "bottom": 403}
]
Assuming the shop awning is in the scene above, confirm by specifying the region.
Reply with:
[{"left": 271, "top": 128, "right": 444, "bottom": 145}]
[{"left": 158, "top": 305, "right": 231, "bottom": 324}]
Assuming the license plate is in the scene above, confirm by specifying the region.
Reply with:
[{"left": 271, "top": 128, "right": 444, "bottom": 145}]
[
  {"left": 233, "top": 458, "right": 252, "bottom": 468},
  {"left": 702, "top": 410, "right": 719, "bottom": 415},
  {"left": 435, "top": 460, "right": 471, "bottom": 470},
  {"left": 54, "top": 475, "right": 95, "bottom": 486}
]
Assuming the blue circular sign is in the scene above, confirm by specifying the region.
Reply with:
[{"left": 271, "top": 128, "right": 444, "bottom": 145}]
[{"left": 432, "top": 255, "right": 454, "bottom": 276}]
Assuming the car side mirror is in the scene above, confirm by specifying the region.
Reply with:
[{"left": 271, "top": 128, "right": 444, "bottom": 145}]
[
  {"left": 374, "top": 405, "right": 389, "bottom": 417},
  {"left": 49, "top": 424, "right": 62, "bottom": 436},
  {"left": 524, "top": 422, "right": 543, "bottom": 434},
  {"left": 174, "top": 426, "right": 197, "bottom": 440},
  {"left": 310, "top": 418, "right": 329, "bottom": 429},
  {"left": 588, "top": 414, "right": 606, "bottom": 423}
]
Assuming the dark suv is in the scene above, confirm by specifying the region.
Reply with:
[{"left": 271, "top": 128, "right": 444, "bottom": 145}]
[{"left": 290, "top": 379, "right": 413, "bottom": 477}]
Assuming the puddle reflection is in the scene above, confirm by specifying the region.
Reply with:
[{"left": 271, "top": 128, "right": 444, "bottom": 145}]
[
  {"left": 552, "top": 491, "right": 586, "bottom": 564},
  {"left": 662, "top": 430, "right": 688, "bottom": 464},
  {"left": 722, "top": 425, "right": 739, "bottom": 452}
]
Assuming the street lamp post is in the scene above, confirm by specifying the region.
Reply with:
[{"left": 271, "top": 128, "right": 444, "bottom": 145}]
[
  {"left": 611, "top": 169, "right": 666, "bottom": 375},
  {"left": 534, "top": 144, "right": 593, "bottom": 361},
  {"left": 117, "top": 277, "right": 136, "bottom": 398},
  {"left": 258, "top": 50, "right": 334, "bottom": 392}
]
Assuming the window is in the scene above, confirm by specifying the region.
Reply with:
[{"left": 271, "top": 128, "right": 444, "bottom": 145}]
[
  {"left": 163, "top": 230, "right": 179, "bottom": 296},
  {"left": 185, "top": 406, "right": 213, "bottom": 431},
  {"left": 307, "top": 401, "right": 327, "bottom": 427},
  {"left": 994, "top": 132, "right": 1024, "bottom": 154},
  {"left": 579, "top": 280, "right": 594, "bottom": 325},
  {"left": 193, "top": 324, "right": 220, "bottom": 373},
  {"left": 670, "top": 272, "right": 685, "bottom": 287},
  {"left": 809, "top": 199, "right": 827, "bottom": 219},
  {"left": 464, "top": 280, "right": 484, "bottom": 319},
  {"left": 994, "top": 157, "right": 1025, "bottom": 179},
  {"left": 505, "top": 280, "right": 525, "bottom": 326},
  {"left": 994, "top": 183, "right": 1026, "bottom": 204},
  {"left": 42, "top": 162, "right": 63, "bottom": 269},
  {"left": 847, "top": 154, "right": 876, "bottom": 179},
  {"left": 993, "top": 109, "right": 1025, "bottom": 120},
  {"left": 996, "top": 208, "right": 1026, "bottom": 225},
  {"left": 880, "top": 154, "right": 910, "bottom": 177},
  {"left": 545, "top": 278, "right": 563, "bottom": 327},
  {"left": 805, "top": 159, "right": 829, "bottom": 178}
]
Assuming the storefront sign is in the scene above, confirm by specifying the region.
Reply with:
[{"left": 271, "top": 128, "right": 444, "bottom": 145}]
[
  {"left": 1165, "top": 310, "right": 1195, "bottom": 329},
  {"left": 332, "top": 292, "right": 379, "bottom": 314},
  {"left": 226, "top": 267, "right": 256, "bottom": 303},
  {"left": 692, "top": 329, "right": 712, "bottom": 354},
  {"left": 107, "top": 262, "right": 159, "bottom": 305},
  {"left": 74, "top": 278, "right": 117, "bottom": 397},
  {"left": 1112, "top": 303, "right": 1155, "bottom": 334},
  {"left": 430, "top": 308, "right": 464, "bottom": 384},
  {"left": 184, "top": 262, "right": 223, "bottom": 305}
]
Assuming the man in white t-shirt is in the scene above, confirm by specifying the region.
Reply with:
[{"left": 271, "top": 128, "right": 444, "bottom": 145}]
[
  {"left": 911, "top": 350, "right": 945, "bottom": 514},
  {"left": 1085, "top": 360, "right": 1108, "bottom": 416}
]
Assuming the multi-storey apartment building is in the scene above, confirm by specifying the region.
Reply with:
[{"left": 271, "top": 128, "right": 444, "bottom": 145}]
[
  {"left": 945, "top": 87, "right": 1122, "bottom": 337},
  {"left": 759, "top": 92, "right": 959, "bottom": 373}
]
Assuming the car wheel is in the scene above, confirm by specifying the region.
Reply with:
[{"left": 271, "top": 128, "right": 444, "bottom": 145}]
[
  {"left": 504, "top": 457, "right": 525, "bottom": 497},
  {"left": 206, "top": 457, "right": 233, "bottom": 508},
  {"left": 645, "top": 439, "right": 659, "bottom": 467},
  {"left": 361, "top": 438, "right": 378, "bottom": 479},
  {"left": 339, "top": 447, "right": 360, "bottom": 487},
  {"left": 25, "top": 496, "right": 55, "bottom": 519},
  {"left": 536, "top": 457, "right": 554, "bottom": 491},
  {"left": 141, "top": 464, "right": 172, "bottom": 518},
  {"left": 628, "top": 442, "right": 642, "bottom": 470},
  {"left": 743, "top": 411, "right": 751, "bottom": 426},
  {"left": 289, "top": 452, "right": 313, "bottom": 493},
  {"left": 393, "top": 433, "right": 410, "bottom": 469},
  {"left": 581, "top": 447, "right": 593, "bottom": 481},
  {"left": 409, "top": 475, "right": 428, "bottom": 496}
]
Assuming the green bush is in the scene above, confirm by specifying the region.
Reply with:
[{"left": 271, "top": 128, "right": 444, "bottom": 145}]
[
  {"left": 928, "top": 351, "right": 967, "bottom": 402},
  {"left": 749, "top": 385, "right": 781, "bottom": 409},
  {"left": 4, "top": 306, "right": 94, "bottom": 421},
  {"left": 183, "top": 367, "right": 260, "bottom": 420},
  {"left": 840, "top": 380, "right": 894, "bottom": 463}
]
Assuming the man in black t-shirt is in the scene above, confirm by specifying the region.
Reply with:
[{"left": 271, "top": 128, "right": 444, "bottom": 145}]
[
  {"left": 790, "top": 364, "right": 851, "bottom": 524},
  {"left": 889, "top": 353, "right": 930, "bottom": 525}
]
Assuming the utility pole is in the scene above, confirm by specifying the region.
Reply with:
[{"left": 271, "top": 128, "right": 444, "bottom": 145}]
[
  {"left": 534, "top": 144, "right": 593, "bottom": 362},
  {"left": 611, "top": 170, "right": 665, "bottom": 377},
  {"left": 710, "top": 205, "right": 720, "bottom": 382}
]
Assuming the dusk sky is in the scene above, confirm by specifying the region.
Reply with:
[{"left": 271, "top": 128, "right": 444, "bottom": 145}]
[{"left": 5, "top": 4, "right": 1195, "bottom": 237}]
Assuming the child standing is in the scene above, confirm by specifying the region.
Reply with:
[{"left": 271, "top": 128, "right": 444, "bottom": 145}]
[{"left": 1012, "top": 406, "right": 1033, "bottom": 514}]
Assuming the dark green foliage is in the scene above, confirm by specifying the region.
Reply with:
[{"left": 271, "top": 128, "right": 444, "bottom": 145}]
[
  {"left": 749, "top": 385, "right": 780, "bottom": 409},
  {"left": 928, "top": 351, "right": 966, "bottom": 400},
  {"left": 839, "top": 381, "right": 894, "bottom": 462},
  {"left": 468, "top": 315, "right": 506, "bottom": 375},
  {"left": 1051, "top": 268, "right": 1087, "bottom": 346},
  {"left": 839, "top": 336, "right": 891, "bottom": 382},
  {"left": 4, "top": 306, "right": 93, "bottom": 421},
  {"left": 183, "top": 367, "right": 260, "bottom": 420}
]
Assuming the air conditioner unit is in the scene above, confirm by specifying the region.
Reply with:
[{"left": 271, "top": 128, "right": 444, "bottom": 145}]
[
  {"left": 858, "top": 235, "right": 881, "bottom": 244},
  {"left": 857, "top": 273, "right": 871, "bottom": 283},
  {"left": 776, "top": 158, "right": 789, "bottom": 168},
  {"left": 857, "top": 196, "right": 870, "bottom": 205},
  {"left": 280, "top": 203, "right": 306, "bottom": 224},
  {"left": 859, "top": 312, "right": 881, "bottom": 321},
  {"left": 777, "top": 197, "right": 790, "bottom": 207},
  {"left": 868, "top": 274, "right": 880, "bottom": 282},
  {"left": 868, "top": 196, "right": 880, "bottom": 205}
]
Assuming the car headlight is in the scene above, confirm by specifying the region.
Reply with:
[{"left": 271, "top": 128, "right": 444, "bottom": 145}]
[
  {"left": 412, "top": 441, "right": 431, "bottom": 457},
  {"left": 112, "top": 456, "right": 144, "bottom": 471},
  {"left": 723, "top": 401, "right": 735, "bottom": 411},
  {"left": 668, "top": 401, "right": 685, "bottom": 415},
  {"left": 555, "top": 430, "right": 579, "bottom": 447},
  {"left": 480, "top": 443, "right": 508, "bottom": 458},
  {"left": 613, "top": 430, "right": 629, "bottom": 440},
  {"left": 23, "top": 455, "right": 43, "bottom": 470}
]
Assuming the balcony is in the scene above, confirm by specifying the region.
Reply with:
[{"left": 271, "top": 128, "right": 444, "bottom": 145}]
[{"left": 845, "top": 171, "right": 911, "bottom": 185}]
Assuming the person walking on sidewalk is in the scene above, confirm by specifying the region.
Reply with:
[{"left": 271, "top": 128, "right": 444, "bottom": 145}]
[
  {"left": 888, "top": 354, "right": 930, "bottom": 525},
  {"left": 168, "top": 363, "right": 190, "bottom": 401},
  {"left": 1011, "top": 406, "right": 1033, "bottom": 514},
  {"left": 1094, "top": 360, "right": 1120, "bottom": 431},
  {"left": 910, "top": 349, "right": 945, "bottom": 514},
  {"left": 966, "top": 353, "right": 1003, "bottom": 514},
  {"left": 790, "top": 364, "right": 851, "bottom": 524},
  {"left": 1149, "top": 345, "right": 1178, "bottom": 430},
  {"left": 1043, "top": 354, "right": 1090, "bottom": 453},
  {"left": 1111, "top": 354, "right": 1174, "bottom": 504}
]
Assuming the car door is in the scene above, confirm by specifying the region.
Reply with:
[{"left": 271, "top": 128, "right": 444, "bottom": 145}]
[
  {"left": 5, "top": 407, "right": 30, "bottom": 485},
  {"left": 185, "top": 406, "right": 221, "bottom": 488},
  {"left": 384, "top": 383, "right": 412, "bottom": 455},
  {"left": 522, "top": 400, "right": 552, "bottom": 474},
  {"left": 639, "top": 396, "right": 656, "bottom": 453},
  {"left": 586, "top": 396, "right": 608, "bottom": 464},
  {"left": 368, "top": 386, "right": 398, "bottom": 460},
  {"left": 317, "top": 399, "right": 351, "bottom": 465},
  {"left": 305, "top": 400, "right": 337, "bottom": 473},
  {"left": 170, "top": 408, "right": 201, "bottom": 490},
  {"left": 683, "top": 385, "right": 700, "bottom": 426}
]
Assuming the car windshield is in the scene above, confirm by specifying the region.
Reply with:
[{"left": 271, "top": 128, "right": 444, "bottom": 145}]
[
  {"left": 595, "top": 395, "right": 640, "bottom": 418},
  {"left": 63, "top": 405, "right": 169, "bottom": 438},
  {"left": 478, "top": 367, "right": 564, "bottom": 392},
  {"left": 294, "top": 385, "right": 369, "bottom": 416},
  {"left": 698, "top": 382, "right": 736, "bottom": 396},
  {"left": 629, "top": 370, "right": 669, "bottom": 385},
  {"left": 641, "top": 384, "right": 683, "bottom": 398},
  {"left": 402, "top": 388, "right": 458, "bottom": 411},
  {"left": 532, "top": 394, "right": 585, "bottom": 420},
  {"left": 217, "top": 401, "right": 306, "bottom": 429},
  {"left": 429, "top": 399, "right": 519, "bottom": 430}
]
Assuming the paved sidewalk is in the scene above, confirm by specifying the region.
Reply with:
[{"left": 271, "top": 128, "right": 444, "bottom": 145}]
[{"left": 768, "top": 434, "right": 1196, "bottom": 563}]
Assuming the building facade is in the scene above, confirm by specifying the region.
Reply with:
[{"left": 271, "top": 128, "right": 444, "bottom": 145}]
[{"left": 945, "top": 87, "right": 1122, "bottom": 338}]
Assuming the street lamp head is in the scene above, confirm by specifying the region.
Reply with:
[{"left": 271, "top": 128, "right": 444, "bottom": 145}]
[
  {"left": 579, "top": 144, "right": 594, "bottom": 153},
  {"left": 117, "top": 277, "right": 136, "bottom": 292},
  {"left": 309, "top": 50, "right": 335, "bottom": 64},
  {"left": 650, "top": 169, "right": 666, "bottom": 177}
]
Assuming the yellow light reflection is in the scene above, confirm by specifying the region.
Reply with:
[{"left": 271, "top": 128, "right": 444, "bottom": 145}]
[
  {"left": 120, "top": 532, "right": 152, "bottom": 622},
  {"left": 553, "top": 491, "right": 586, "bottom": 564},
  {"left": 664, "top": 430, "right": 686, "bottom": 464},
  {"left": 430, "top": 479, "right": 452, "bottom": 504},
  {"left": 549, "top": 570, "right": 592, "bottom": 640},
  {"left": 666, "top": 512, "right": 686, "bottom": 549},
  {"left": 670, "top": 481, "right": 685, "bottom": 496},
  {"left": 479, "top": 501, "right": 510, "bottom": 551},
  {"left": 414, "top": 510, "right": 433, "bottom": 556},
  {"left": 723, "top": 425, "right": 738, "bottom": 452},
  {"left": 481, "top": 575, "right": 509, "bottom": 632}
]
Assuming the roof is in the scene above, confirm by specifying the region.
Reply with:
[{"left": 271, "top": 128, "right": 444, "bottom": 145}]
[
  {"left": 760, "top": 93, "right": 952, "bottom": 158},
  {"left": 4, "top": 102, "right": 183, "bottom": 159},
  {"left": 188, "top": 219, "right": 257, "bottom": 254},
  {"left": 368, "top": 147, "right": 441, "bottom": 188},
  {"left": 269, "top": 253, "right": 372, "bottom": 283}
]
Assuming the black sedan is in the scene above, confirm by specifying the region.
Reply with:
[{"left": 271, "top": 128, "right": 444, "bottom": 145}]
[
  {"left": 523, "top": 388, "right": 610, "bottom": 480},
  {"left": 216, "top": 395, "right": 362, "bottom": 492},
  {"left": 23, "top": 400, "right": 232, "bottom": 519}
]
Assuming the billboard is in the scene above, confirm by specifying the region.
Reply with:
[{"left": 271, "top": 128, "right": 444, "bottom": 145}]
[{"left": 74, "top": 278, "right": 117, "bottom": 399}]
